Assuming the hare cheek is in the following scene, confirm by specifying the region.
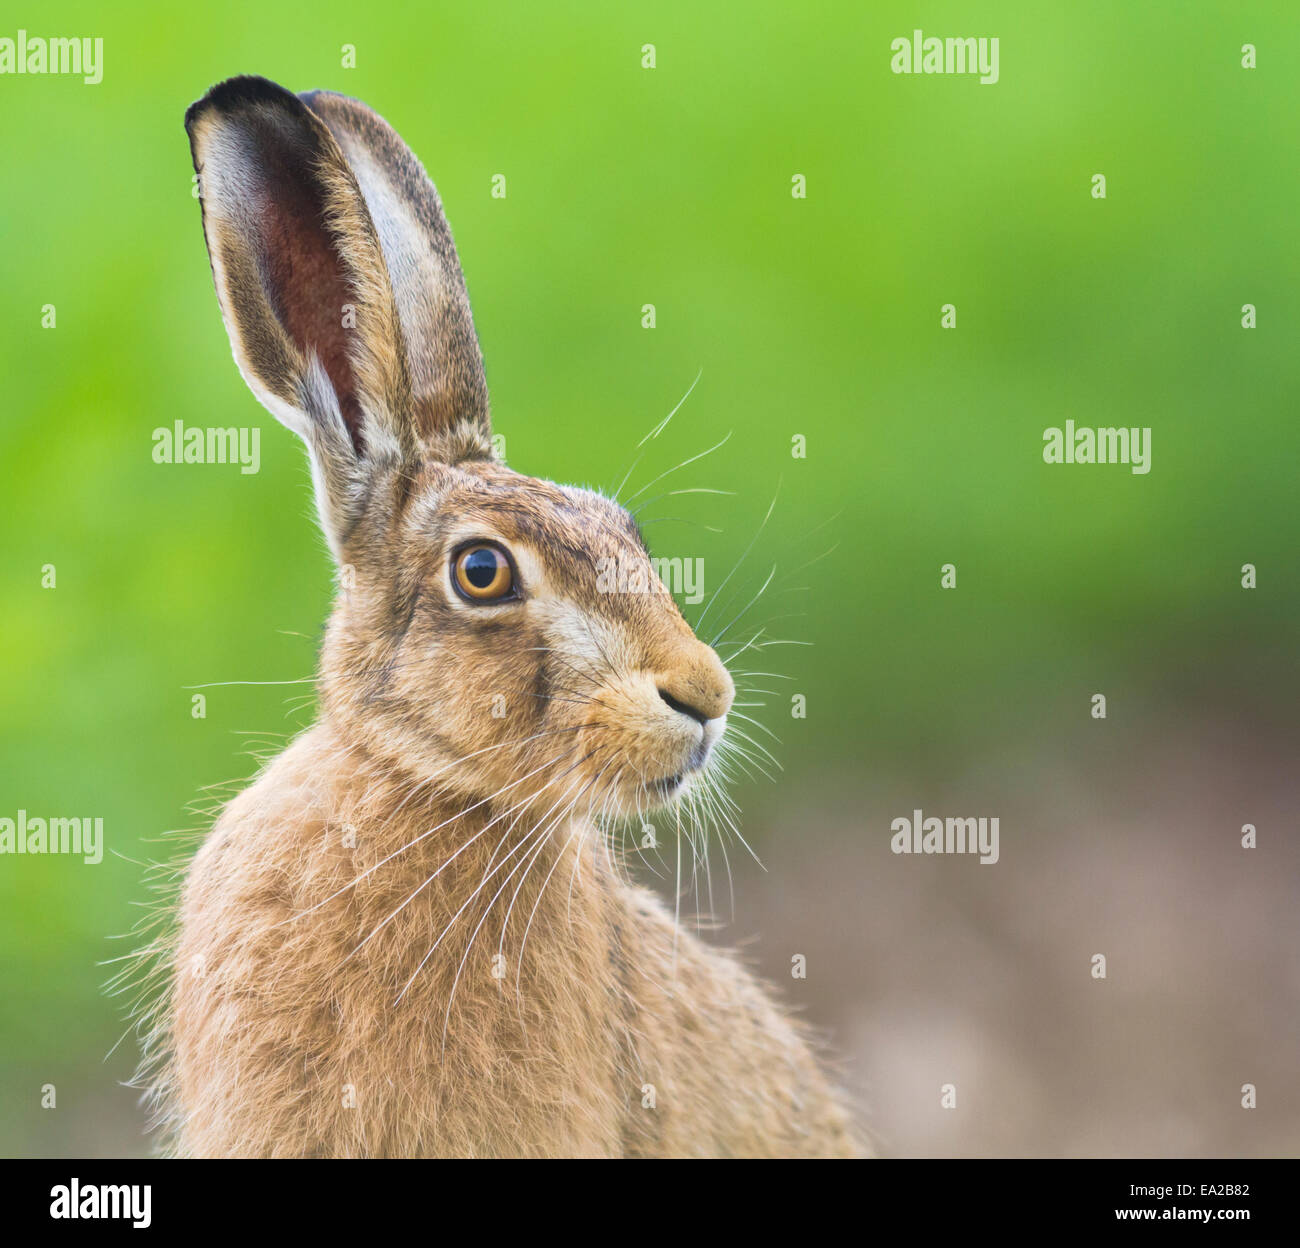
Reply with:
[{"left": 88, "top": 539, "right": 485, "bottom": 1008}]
[{"left": 537, "top": 602, "right": 620, "bottom": 674}]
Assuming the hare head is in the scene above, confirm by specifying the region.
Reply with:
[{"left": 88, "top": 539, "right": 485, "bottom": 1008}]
[{"left": 187, "top": 76, "right": 734, "bottom": 822}]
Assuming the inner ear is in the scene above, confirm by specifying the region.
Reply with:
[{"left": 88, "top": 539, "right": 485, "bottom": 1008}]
[{"left": 254, "top": 134, "right": 365, "bottom": 452}]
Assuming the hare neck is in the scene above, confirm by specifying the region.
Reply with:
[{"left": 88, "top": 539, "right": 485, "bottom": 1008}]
[{"left": 308, "top": 722, "right": 612, "bottom": 995}]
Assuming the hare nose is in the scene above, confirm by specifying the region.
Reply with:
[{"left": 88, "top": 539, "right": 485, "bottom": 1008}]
[
  {"left": 658, "top": 687, "right": 712, "bottom": 726},
  {"left": 655, "top": 648, "right": 735, "bottom": 725}
]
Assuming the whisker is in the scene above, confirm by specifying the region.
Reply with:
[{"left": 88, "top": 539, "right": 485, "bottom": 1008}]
[
  {"left": 694, "top": 479, "right": 781, "bottom": 632},
  {"left": 622, "top": 430, "right": 734, "bottom": 509},
  {"left": 708, "top": 563, "right": 777, "bottom": 648},
  {"left": 610, "top": 368, "right": 704, "bottom": 502}
]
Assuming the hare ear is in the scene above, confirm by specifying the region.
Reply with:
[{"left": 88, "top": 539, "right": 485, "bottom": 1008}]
[
  {"left": 299, "top": 89, "right": 492, "bottom": 463},
  {"left": 185, "top": 75, "right": 415, "bottom": 552}
]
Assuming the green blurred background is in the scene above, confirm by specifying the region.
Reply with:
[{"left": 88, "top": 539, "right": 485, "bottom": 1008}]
[{"left": 2, "top": 1, "right": 1296, "bottom": 1157}]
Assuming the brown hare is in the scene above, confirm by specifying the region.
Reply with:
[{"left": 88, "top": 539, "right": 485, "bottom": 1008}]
[{"left": 151, "top": 75, "right": 861, "bottom": 1158}]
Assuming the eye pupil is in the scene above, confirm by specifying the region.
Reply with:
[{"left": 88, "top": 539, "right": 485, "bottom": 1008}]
[{"left": 463, "top": 548, "right": 499, "bottom": 589}]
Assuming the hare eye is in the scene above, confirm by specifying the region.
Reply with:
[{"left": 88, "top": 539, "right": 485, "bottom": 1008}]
[{"left": 452, "top": 543, "right": 516, "bottom": 602}]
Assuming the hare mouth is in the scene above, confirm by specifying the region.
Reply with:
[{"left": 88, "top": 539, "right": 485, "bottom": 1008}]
[
  {"left": 646, "top": 738, "right": 716, "bottom": 798},
  {"left": 649, "top": 772, "right": 685, "bottom": 796}
]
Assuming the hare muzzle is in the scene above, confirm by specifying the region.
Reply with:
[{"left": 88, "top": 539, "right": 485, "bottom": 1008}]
[{"left": 654, "top": 643, "right": 734, "bottom": 768}]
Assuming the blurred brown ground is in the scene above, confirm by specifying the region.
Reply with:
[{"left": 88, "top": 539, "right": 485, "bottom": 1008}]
[{"left": 723, "top": 712, "right": 1299, "bottom": 1157}]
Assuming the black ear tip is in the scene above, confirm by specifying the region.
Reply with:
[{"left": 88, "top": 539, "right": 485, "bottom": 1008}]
[{"left": 184, "top": 74, "right": 300, "bottom": 133}]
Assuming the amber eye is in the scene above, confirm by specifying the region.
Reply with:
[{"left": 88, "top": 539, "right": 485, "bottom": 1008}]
[{"left": 452, "top": 543, "right": 516, "bottom": 602}]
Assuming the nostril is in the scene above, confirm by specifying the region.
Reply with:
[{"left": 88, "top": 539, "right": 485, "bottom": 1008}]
[{"left": 658, "top": 687, "right": 711, "bottom": 727}]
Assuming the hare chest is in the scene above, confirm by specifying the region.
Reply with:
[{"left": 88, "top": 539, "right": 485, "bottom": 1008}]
[{"left": 171, "top": 756, "right": 635, "bottom": 1157}]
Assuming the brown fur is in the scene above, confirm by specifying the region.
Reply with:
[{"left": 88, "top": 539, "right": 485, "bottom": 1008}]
[{"left": 147, "top": 76, "right": 862, "bottom": 1157}]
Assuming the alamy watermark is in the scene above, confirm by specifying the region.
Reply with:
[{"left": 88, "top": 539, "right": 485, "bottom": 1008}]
[
  {"left": 152, "top": 420, "right": 260, "bottom": 474},
  {"left": 890, "top": 30, "right": 999, "bottom": 85},
  {"left": 0, "top": 31, "right": 102, "bottom": 84},
  {"left": 891, "top": 809, "right": 999, "bottom": 865},
  {"left": 49, "top": 1179, "right": 150, "bottom": 1228},
  {"left": 0, "top": 811, "right": 102, "bottom": 864},
  {"left": 1043, "top": 421, "right": 1151, "bottom": 474},
  {"left": 596, "top": 554, "right": 704, "bottom": 605}
]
